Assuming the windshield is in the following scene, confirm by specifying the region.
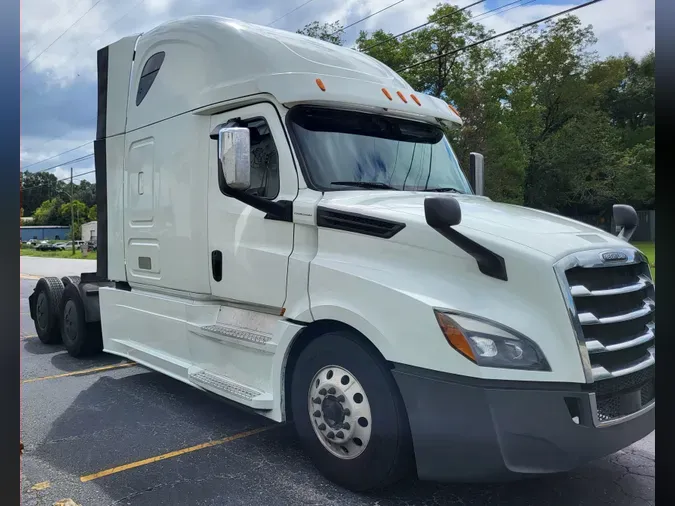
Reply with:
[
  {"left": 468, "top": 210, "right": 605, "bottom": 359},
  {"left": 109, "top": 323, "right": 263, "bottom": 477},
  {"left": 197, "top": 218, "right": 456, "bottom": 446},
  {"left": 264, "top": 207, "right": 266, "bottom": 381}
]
[{"left": 288, "top": 106, "right": 472, "bottom": 193}]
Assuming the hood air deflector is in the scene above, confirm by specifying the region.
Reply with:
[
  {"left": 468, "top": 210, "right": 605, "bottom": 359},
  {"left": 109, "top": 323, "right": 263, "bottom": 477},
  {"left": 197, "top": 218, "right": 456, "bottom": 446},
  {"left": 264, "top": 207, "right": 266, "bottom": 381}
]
[{"left": 424, "top": 196, "right": 508, "bottom": 282}]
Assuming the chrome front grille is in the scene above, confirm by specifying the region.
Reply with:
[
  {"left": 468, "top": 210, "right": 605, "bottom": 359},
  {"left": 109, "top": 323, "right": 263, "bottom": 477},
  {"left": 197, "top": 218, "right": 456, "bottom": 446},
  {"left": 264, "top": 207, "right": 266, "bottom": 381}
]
[{"left": 554, "top": 247, "right": 655, "bottom": 425}]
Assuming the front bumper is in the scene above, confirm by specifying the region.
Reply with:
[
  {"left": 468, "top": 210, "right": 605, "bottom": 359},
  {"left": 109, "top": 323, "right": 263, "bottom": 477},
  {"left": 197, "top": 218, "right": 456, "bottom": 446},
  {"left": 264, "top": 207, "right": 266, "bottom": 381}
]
[{"left": 392, "top": 364, "right": 655, "bottom": 483}]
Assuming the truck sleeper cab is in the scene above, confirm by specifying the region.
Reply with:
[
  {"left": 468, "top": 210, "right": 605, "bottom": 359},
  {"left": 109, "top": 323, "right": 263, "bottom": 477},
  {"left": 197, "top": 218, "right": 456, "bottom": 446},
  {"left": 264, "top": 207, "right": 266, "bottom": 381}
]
[{"left": 28, "top": 16, "right": 655, "bottom": 492}]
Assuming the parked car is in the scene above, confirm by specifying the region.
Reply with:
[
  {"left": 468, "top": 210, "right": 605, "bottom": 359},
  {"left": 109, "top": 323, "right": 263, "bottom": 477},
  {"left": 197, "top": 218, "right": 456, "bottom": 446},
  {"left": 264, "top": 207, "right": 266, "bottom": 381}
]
[{"left": 36, "top": 241, "right": 57, "bottom": 251}]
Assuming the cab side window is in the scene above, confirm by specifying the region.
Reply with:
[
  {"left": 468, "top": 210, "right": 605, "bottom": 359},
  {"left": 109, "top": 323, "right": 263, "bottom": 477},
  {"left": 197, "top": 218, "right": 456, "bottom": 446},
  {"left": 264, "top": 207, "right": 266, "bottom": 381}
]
[{"left": 241, "top": 117, "right": 280, "bottom": 199}]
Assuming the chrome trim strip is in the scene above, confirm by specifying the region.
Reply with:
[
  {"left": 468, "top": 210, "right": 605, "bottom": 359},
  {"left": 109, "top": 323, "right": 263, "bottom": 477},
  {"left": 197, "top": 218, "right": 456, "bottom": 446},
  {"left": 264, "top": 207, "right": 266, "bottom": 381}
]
[
  {"left": 125, "top": 283, "right": 284, "bottom": 315},
  {"left": 579, "top": 299, "right": 654, "bottom": 325},
  {"left": 590, "top": 394, "right": 655, "bottom": 428},
  {"left": 586, "top": 324, "right": 655, "bottom": 354},
  {"left": 552, "top": 246, "right": 653, "bottom": 384},
  {"left": 560, "top": 247, "right": 649, "bottom": 269},
  {"left": 591, "top": 346, "right": 655, "bottom": 381},
  {"left": 570, "top": 275, "right": 652, "bottom": 297}
]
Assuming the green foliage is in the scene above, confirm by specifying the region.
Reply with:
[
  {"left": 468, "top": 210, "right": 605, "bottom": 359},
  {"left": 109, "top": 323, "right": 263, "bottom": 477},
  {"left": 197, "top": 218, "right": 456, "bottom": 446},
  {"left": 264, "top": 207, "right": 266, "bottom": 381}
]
[
  {"left": 20, "top": 171, "right": 97, "bottom": 218},
  {"left": 348, "top": 8, "right": 653, "bottom": 214},
  {"left": 88, "top": 204, "right": 97, "bottom": 222},
  {"left": 30, "top": 197, "right": 93, "bottom": 239}
]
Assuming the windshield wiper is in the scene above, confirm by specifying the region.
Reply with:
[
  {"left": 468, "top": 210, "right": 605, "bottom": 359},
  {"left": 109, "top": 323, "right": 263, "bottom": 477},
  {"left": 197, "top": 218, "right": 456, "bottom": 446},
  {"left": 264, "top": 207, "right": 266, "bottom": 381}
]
[
  {"left": 423, "top": 187, "right": 464, "bottom": 194},
  {"left": 330, "top": 181, "right": 399, "bottom": 190}
]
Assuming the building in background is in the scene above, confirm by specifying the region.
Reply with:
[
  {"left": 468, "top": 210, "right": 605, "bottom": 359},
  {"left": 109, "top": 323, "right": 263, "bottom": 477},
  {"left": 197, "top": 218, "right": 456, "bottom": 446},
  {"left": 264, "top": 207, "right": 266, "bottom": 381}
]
[
  {"left": 20, "top": 225, "right": 71, "bottom": 241},
  {"left": 81, "top": 221, "right": 98, "bottom": 243}
]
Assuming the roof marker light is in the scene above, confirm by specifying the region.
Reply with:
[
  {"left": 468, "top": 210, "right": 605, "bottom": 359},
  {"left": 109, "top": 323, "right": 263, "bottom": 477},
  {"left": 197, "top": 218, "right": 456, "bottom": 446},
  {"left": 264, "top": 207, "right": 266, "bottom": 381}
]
[
  {"left": 448, "top": 103, "right": 460, "bottom": 117},
  {"left": 396, "top": 91, "right": 408, "bottom": 103},
  {"left": 382, "top": 88, "right": 393, "bottom": 101},
  {"left": 316, "top": 78, "right": 326, "bottom": 92},
  {"left": 410, "top": 94, "right": 422, "bottom": 106}
]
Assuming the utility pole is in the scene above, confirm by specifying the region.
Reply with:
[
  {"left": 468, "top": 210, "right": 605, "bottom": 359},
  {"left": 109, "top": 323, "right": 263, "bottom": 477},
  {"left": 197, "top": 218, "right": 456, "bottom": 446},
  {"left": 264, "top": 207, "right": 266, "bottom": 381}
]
[{"left": 71, "top": 167, "right": 75, "bottom": 256}]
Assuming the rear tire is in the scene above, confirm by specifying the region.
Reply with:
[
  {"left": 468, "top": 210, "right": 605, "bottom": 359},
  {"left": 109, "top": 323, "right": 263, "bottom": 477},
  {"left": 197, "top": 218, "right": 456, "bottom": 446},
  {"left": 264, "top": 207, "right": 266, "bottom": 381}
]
[
  {"left": 34, "top": 277, "right": 64, "bottom": 344},
  {"left": 290, "top": 330, "right": 413, "bottom": 492},
  {"left": 61, "top": 275, "right": 81, "bottom": 288},
  {"left": 59, "top": 283, "right": 103, "bottom": 357}
]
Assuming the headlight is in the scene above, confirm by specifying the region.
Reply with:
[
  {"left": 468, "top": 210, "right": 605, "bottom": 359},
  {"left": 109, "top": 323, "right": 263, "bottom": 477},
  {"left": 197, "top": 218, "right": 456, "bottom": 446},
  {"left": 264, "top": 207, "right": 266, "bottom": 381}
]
[{"left": 434, "top": 310, "right": 550, "bottom": 371}]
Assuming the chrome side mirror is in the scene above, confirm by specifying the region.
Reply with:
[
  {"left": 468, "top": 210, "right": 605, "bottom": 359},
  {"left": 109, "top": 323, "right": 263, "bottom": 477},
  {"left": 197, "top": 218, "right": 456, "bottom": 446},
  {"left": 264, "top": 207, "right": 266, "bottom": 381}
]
[
  {"left": 469, "top": 152, "right": 484, "bottom": 196},
  {"left": 218, "top": 127, "right": 251, "bottom": 190}
]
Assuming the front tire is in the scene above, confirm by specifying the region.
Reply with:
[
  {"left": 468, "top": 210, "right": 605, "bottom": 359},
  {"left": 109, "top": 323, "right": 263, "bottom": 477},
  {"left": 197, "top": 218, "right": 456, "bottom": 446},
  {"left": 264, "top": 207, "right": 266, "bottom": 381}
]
[
  {"left": 59, "top": 283, "right": 103, "bottom": 357},
  {"left": 291, "top": 330, "right": 413, "bottom": 491}
]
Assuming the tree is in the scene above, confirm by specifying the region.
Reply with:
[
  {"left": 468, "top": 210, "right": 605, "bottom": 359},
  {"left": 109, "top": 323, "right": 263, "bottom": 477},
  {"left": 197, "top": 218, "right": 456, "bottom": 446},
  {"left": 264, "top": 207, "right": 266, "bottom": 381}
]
[
  {"left": 33, "top": 198, "right": 66, "bottom": 226},
  {"left": 59, "top": 200, "right": 89, "bottom": 239},
  {"left": 297, "top": 21, "right": 345, "bottom": 45},
  {"left": 601, "top": 51, "right": 655, "bottom": 148},
  {"left": 298, "top": 10, "right": 655, "bottom": 213},
  {"left": 20, "top": 171, "right": 59, "bottom": 217},
  {"left": 357, "top": 3, "right": 498, "bottom": 99},
  {"left": 88, "top": 204, "right": 97, "bottom": 222}
]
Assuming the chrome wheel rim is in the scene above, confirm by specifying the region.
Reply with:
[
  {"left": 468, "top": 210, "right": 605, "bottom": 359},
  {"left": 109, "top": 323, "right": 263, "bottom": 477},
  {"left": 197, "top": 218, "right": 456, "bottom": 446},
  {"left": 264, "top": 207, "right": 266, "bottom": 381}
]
[{"left": 308, "top": 365, "right": 372, "bottom": 460}]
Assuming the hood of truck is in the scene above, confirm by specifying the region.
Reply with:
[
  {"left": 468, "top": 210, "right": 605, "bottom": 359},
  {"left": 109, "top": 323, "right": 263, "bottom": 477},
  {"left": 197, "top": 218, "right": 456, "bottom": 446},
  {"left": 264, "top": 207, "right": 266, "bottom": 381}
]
[{"left": 318, "top": 191, "right": 629, "bottom": 259}]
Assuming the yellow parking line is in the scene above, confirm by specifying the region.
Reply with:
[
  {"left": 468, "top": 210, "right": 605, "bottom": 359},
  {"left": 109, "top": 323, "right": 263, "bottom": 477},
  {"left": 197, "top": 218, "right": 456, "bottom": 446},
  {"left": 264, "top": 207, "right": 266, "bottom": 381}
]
[
  {"left": 22, "top": 362, "right": 137, "bottom": 384},
  {"left": 20, "top": 274, "right": 42, "bottom": 280},
  {"left": 80, "top": 424, "right": 282, "bottom": 482},
  {"left": 21, "top": 334, "right": 37, "bottom": 340}
]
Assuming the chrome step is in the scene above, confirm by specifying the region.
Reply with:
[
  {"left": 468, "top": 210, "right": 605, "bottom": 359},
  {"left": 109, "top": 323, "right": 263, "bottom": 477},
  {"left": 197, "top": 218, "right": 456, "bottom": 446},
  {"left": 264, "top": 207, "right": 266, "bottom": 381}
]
[
  {"left": 188, "top": 323, "right": 276, "bottom": 353},
  {"left": 189, "top": 369, "right": 273, "bottom": 410}
]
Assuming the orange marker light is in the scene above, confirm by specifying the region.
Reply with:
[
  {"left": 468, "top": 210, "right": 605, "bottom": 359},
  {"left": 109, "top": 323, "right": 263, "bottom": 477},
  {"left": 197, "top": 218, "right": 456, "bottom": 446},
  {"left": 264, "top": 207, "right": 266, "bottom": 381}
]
[
  {"left": 396, "top": 91, "right": 408, "bottom": 103},
  {"left": 410, "top": 94, "right": 422, "bottom": 106},
  {"left": 434, "top": 311, "right": 476, "bottom": 362},
  {"left": 316, "top": 78, "right": 326, "bottom": 92},
  {"left": 381, "top": 88, "right": 393, "bottom": 101},
  {"left": 448, "top": 103, "right": 460, "bottom": 117}
]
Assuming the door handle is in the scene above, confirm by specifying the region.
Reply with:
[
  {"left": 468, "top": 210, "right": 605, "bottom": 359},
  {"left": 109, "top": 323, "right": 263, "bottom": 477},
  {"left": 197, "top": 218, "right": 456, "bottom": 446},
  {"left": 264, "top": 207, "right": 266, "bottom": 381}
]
[{"left": 211, "top": 250, "right": 223, "bottom": 282}]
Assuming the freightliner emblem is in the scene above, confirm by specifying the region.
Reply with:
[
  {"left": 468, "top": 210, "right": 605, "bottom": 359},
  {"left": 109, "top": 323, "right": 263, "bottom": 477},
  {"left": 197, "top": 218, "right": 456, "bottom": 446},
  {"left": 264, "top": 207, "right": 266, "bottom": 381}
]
[{"left": 602, "top": 251, "right": 628, "bottom": 262}]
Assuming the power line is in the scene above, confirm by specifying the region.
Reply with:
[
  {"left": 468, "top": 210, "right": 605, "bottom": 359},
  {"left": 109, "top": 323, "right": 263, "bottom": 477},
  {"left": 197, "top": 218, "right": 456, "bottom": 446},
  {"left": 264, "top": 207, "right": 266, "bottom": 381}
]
[
  {"left": 22, "top": 0, "right": 146, "bottom": 110},
  {"left": 21, "top": 0, "right": 107, "bottom": 73},
  {"left": 329, "top": 0, "right": 406, "bottom": 37},
  {"left": 21, "top": 141, "right": 92, "bottom": 171},
  {"left": 21, "top": 153, "right": 94, "bottom": 176},
  {"left": 268, "top": 0, "right": 319, "bottom": 26},
  {"left": 22, "top": 0, "right": 89, "bottom": 56},
  {"left": 361, "top": 0, "right": 493, "bottom": 53},
  {"left": 21, "top": 170, "right": 96, "bottom": 192},
  {"left": 395, "top": 0, "right": 604, "bottom": 73}
]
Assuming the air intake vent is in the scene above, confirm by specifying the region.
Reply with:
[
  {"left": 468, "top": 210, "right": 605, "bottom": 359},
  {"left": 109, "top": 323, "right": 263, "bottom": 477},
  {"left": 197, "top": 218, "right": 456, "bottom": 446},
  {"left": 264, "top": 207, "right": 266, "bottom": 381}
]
[{"left": 316, "top": 208, "right": 405, "bottom": 239}]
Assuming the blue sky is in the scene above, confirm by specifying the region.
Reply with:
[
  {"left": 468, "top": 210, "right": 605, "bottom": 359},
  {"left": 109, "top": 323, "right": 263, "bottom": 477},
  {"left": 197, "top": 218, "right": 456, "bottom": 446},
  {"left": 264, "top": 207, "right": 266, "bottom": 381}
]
[{"left": 20, "top": 0, "right": 655, "bottom": 184}]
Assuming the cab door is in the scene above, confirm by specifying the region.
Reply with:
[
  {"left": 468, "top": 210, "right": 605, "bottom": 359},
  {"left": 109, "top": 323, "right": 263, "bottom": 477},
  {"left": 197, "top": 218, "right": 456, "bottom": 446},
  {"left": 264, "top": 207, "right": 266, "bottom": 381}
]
[{"left": 207, "top": 103, "right": 298, "bottom": 310}]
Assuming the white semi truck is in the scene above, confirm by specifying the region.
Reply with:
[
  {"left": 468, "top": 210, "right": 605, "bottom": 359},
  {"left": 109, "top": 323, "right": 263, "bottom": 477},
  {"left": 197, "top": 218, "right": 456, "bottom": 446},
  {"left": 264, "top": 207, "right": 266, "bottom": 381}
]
[{"left": 29, "top": 16, "right": 655, "bottom": 492}]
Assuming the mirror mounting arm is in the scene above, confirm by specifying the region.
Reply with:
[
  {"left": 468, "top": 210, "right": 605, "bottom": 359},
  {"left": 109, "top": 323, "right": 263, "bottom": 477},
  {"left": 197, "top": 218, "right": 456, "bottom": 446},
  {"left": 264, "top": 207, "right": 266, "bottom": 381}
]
[{"left": 217, "top": 161, "right": 292, "bottom": 221}]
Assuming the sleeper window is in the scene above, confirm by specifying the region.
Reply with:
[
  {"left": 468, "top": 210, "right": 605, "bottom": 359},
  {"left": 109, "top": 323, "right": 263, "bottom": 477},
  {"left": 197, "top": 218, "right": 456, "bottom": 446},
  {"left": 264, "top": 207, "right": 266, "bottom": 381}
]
[{"left": 136, "top": 52, "right": 165, "bottom": 106}]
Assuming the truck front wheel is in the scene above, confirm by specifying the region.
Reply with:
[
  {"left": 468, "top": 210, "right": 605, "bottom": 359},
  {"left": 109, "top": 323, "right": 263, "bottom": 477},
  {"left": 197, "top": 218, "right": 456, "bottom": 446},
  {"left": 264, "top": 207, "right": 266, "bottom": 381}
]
[{"left": 290, "top": 330, "right": 413, "bottom": 491}]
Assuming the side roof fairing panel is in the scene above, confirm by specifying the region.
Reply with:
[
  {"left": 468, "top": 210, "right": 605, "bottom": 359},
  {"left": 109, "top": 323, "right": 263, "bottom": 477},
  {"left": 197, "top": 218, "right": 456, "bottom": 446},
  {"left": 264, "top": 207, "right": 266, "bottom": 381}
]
[
  {"left": 102, "top": 34, "right": 142, "bottom": 138},
  {"left": 95, "top": 34, "right": 141, "bottom": 281}
]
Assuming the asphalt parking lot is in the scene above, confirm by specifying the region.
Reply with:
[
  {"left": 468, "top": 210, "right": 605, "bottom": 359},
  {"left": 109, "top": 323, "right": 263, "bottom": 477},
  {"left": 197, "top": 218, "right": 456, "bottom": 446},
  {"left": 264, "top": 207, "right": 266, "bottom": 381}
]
[{"left": 20, "top": 262, "right": 656, "bottom": 506}]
